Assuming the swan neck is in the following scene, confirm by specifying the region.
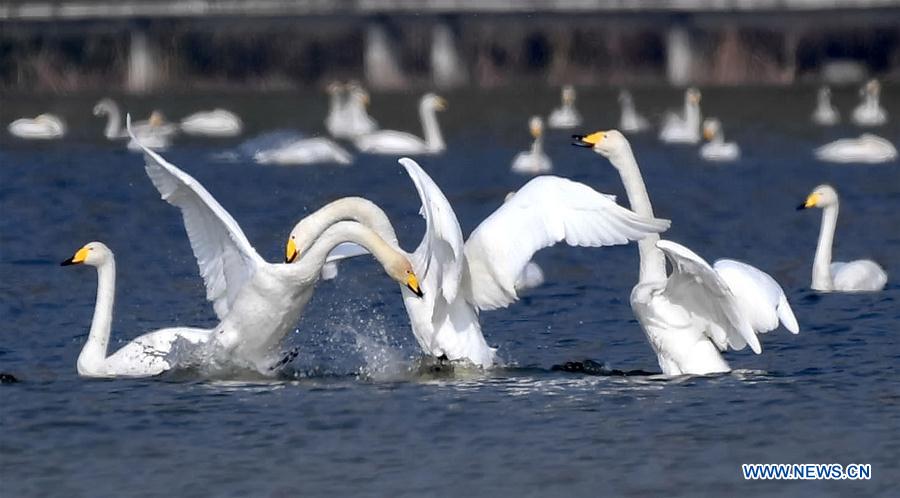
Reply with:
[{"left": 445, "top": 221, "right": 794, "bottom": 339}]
[
  {"left": 300, "top": 197, "right": 398, "bottom": 247},
  {"left": 303, "top": 221, "right": 402, "bottom": 274},
  {"left": 80, "top": 258, "right": 116, "bottom": 372},
  {"left": 104, "top": 102, "right": 122, "bottom": 138},
  {"left": 685, "top": 100, "right": 700, "bottom": 127},
  {"left": 812, "top": 204, "right": 838, "bottom": 290},
  {"left": 420, "top": 104, "right": 445, "bottom": 152},
  {"left": 531, "top": 135, "right": 543, "bottom": 155}
]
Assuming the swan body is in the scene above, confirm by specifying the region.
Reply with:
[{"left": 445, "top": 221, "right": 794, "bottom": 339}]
[
  {"left": 8, "top": 114, "right": 65, "bottom": 139},
  {"left": 61, "top": 242, "right": 211, "bottom": 378},
  {"left": 851, "top": 79, "right": 887, "bottom": 127},
  {"left": 618, "top": 90, "right": 649, "bottom": 133},
  {"left": 180, "top": 109, "right": 243, "bottom": 137},
  {"left": 700, "top": 118, "right": 740, "bottom": 162},
  {"left": 798, "top": 185, "right": 887, "bottom": 292},
  {"left": 354, "top": 94, "right": 445, "bottom": 155},
  {"left": 659, "top": 88, "right": 702, "bottom": 144},
  {"left": 573, "top": 130, "right": 799, "bottom": 376},
  {"left": 511, "top": 116, "right": 553, "bottom": 175},
  {"left": 812, "top": 87, "right": 840, "bottom": 126},
  {"left": 815, "top": 134, "right": 897, "bottom": 164},
  {"left": 254, "top": 137, "right": 352, "bottom": 165},
  {"left": 124, "top": 111, "right": 178, "bottom": 151},
  {"left": 547, "top": 85, "right": 582, "bottom": 129}
]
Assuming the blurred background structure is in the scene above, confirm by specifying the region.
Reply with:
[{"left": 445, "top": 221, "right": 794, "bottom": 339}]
[{"left": 1, "top": 0, "right": 899, "bottom": 93}]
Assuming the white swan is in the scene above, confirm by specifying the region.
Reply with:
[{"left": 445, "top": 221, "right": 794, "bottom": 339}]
[
  {"left": 700, "top": 118, "right": 740, "bottom": 162},
  {"left": 254, "top": 137, "right": 353, "bottom": 165},
  {"left": 93, "top": 99, "right": 127, "bottom": 139},
  {"left": 324, "top": 82, "right": 348, "bottom": 137},
  {"left": 573, "top": 130, "right": 799, "bottom": 376},
  {"left": 288, "top": 158, "right": 671, "bottom": 368},
  {"left": 547, "top": 85, "right": 582, "bottom": 129},
  {"left": 659, "top": 88, "right": 702, "bottom": 144},
  {"left": 180, "top": 109, "right": 243, "bottom": 137},
  {"left": 797, "top": 184, "right": 887, "bottom": 292},
  {"left": 618, "top": 90, "right": 649, "bottom": 133},
  {"left": 326, "top": 82, "right": 379, "bottom": 139},
  {"left": 8, "top": 114, "right": 65, "bottom": 139},
  {"left": 812, "top": 86, "right": 840, "bottom": 126},
  {"left": 126, "top": 111, "right": 178, "bottom": 152},
  {"left": 511, "top": 116, "right": 552, "bottom": 175},
  {"left": 61, "top": 242, "right": 211, "bottom": 378},
  {"left": 815, "top": 134, "right": 897, "bottom": 164},
  {"left": 851, "top": 79, "right": 888, "bottom": 127},
  {"left": 354, "top": 94, "right": 445, "bottom": 155},
  {"left": 130, "top": 127, "right": 421, "bottom": 373}
]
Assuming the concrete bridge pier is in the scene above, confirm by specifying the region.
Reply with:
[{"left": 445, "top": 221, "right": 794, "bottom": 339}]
[
  {"left": 666, "top": 25, "right": 695, "bottom": 86},
  {"left": 364, "top": 21, "right": 407, "bottom": 90},
  {"left": 127, "top": 28, "right": 162, "bottom": 93},
  {"left": 430, "top": 21, "right": 468, "bottom": 88}
]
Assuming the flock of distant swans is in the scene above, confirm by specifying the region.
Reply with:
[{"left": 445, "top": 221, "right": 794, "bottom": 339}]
[{"left": 9, "top": 80, "right": 891, "bottom": 379}]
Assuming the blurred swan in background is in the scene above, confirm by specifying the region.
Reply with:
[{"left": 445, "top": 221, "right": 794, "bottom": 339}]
[
  {"left": 354, "top": 93, "right": 446, "bottom": 155},
  {"left": 700, "top": 118, "right": 740, "bottom": 162},
  {"left": 254, "top": 137, "right": 353, "bottom": 165},
  {"left": 8, "top": 114, "right": 66, "bottom": 139},
  {"left": 125, "top": 111, "right": 178, "bottom": 151},
  {"left": 511, "top": 116, "right": 552, "bottom": 175},
  {"left": 797, "top": 185, "right": 887, "bottom": 292},
  {"left": 180, "top": 109, "right": 243, "bottom": 137},
  {"left": 659, "top": 88, "right": 702, "bottom": 144},
  {"left": 851, "top": 79, "right": 887, "bottom": 127},
  {"left": 326, "top": 82, "right": 378, "bottom": 139},
  {"left": 812, "top": 86, "right": 839, "bottom": 126},
  {"left": 61, "top": 242, "right": 211, "bottom": 378},
  {"left": 815, "top": 134, "right": 897, "bottom": 163},
  {"left": 547, "top": 85, "right": 582, "bottom": 129},
  {"left": 618, "top": 90, "right": 649, "bottom": 133},
  {"left": 574, "top": 130, "right": 799, "bottom": 376}
]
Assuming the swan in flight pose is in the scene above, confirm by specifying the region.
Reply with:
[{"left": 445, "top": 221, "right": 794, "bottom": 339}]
[
  {"left": 547, "top": 85, "right": 582, "bottom": 129},
  {"left": 659, "top": 88, "right": 702, "bottom": 144},
  {"left": 253, "top": 137, "right": 353, "bottom": 165},
  {"left": 354, "top": 94, "right": 446, "bottom": 155},
  {"left": 61, "top": 242, "right": 211, "bottom": 378},
  {"left": 511, "top": 116, "right": 552, "bottom": 175},
  {"left": 618, "top": 90, "right": 649, "bottom": 133},
  {"left": 851, "top": 79, "right": 888, "bottom": 127},
  {"left": 288, "top": 158, "right": 671, "bottom": 367},
  {"left": 130, "top": 128, "right": 422, "bottom": 373},
  {"left": 326, "top": 82, "right": 378, "bottom": 139},
  {"left": 573, "top": 130, "right": 799, "bottom": 376},
  {"left": 700, "top": 118, "right": 740, "bottom": 162},
  {"left": 8, "top": 114, "right": 65, "bottom": 139},
  {"left": 180, "top": 109, "right": 243, "bottom": 137},
  {"left": 815, "top": 134, "right": 897, "bottom": 164},
  {"left": 812, "top": 86, "right": 840, "bottom": 126},
  {"left": 797, "top": 185, "right": 887, "bottom": 292}
]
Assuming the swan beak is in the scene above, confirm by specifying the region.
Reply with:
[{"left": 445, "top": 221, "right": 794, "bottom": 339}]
[
  {"left": 572, "top": 131, "right": 605, "bottom": 148},
  {"left": 797, "top": 193, "right": 819, "bottom": 210},
  {"left": 406, "top": 273, "right": 424, "bottom": 298},
  {"left": 703, "top": 127, "right": 714, "bottom": 141},
  {"left": 285, "top": 238, "right": 299, "bottom": 263},
  {"left": 61, "top": 246, "right": 89, "bottom": 266}
]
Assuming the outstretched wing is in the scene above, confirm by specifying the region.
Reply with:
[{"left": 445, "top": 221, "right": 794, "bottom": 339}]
[
  {"left": 464, "top": 176, "right": 671, "bottom": 310},
  {"left": 130, "top": 117, "right": 264, "bottom": 320},
  {"left": 713, "top": 259, "right": 800, "bottom": 335},
  {"left": 656, "top": 240, "right": 761, "bottom": 354}
]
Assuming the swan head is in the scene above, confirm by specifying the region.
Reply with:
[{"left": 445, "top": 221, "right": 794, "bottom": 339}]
[
  {"left": 798, "top": 184, "right": 838, "bottom": 210},
  {"left": 93, "top": 99, "right": 115, "bottom": 116},
  {"left": 61, "top": 241, "right": 111, "bottom": 267},
  {"left": 529, "top": 116, "right": 544, "bottom": 139},
  {"left": 148, "top": 111, "right": 166, "bottom": 127},
  {"left": 387, "top": 256, "right": 424, "bottom": 298},
  {"left": 421, "top": 93, "right": 447, "bottom": 112},
  {"left": 818, "top": 86, "right": 831, "bottom": 100},
  {"left": 561, "top": 85, "right": 576, "bottom": 105},
  {"left": 347, "top": 83, "right": 370, "bottom": 106},
  {"left": 326, "top": 81, "right": 344, "bottom": 95},
  {"left": 572, "top": 129, "right": 631, "bottom": 161},
  {"left": 618, "top": 90, "right": 633, "bottom": 104},
  {"left": 702, "top": 118, "right": 721, "bottom": 141},
  {"left": 687, "top": 87, "right": 701, "bottom": 104}
]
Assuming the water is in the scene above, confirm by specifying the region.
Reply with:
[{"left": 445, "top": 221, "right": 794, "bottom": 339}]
[{"left": 1, "top": 87, "right": 899, "bottom": 496}]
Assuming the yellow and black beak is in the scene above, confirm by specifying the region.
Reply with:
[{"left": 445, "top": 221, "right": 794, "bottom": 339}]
[
  {"left": 285, "top": 238, "right": 299, "bottom": 264},
  {"left": 61, "top": 246, "right": 89, "bottom": 266},
  {"left": 406, "top": 272, "right": 424, "bottom": 298},
  {"left": 703, "top": 127, "right": 715, "bottom": 141},
  {"left": 797, "top": 193, "right": 819, "bottom": 211},
  {"left": 572, "top": 131, "right": 605, "bottom": 148}
]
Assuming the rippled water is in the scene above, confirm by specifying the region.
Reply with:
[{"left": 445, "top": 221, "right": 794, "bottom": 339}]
[{"left": 1, "top": 88, "right": 898, "bottom": 496}]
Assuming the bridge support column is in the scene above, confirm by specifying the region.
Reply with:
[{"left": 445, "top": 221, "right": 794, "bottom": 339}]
[
  {"left": 431, "top": 22, "right": 468, "bottom": 88},
  {"left": 666, "top": 25, "right": 695, "bottom": 86},
  {"left": 364, "top": 22, "right": 407, "bottom": 90},
  {"left": 127, "top": 28, "right": 161, "bottom": 93}
]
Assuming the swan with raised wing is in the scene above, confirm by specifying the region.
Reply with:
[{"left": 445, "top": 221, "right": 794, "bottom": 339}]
[{"left": 354, "top": 93, "right": 445, "bottom": 155}]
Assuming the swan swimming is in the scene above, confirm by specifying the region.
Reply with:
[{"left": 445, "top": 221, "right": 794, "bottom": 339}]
[
  {"left": 61, "top": 242, "right": 211, "bottom": 378},
  {"left": 326, "top": 82, "right": 378, "bottom": 139},
  {"left": 797, "top": 185, "right": 888, "bottom": 292},
  {"left": 129, "top": 126, "right": 423, "bottom": 373},
  {"left": 354, "top": 93, "right": 446, "bottom": 155},
  {"left": 573, "top": 130, "right": 799, "bottom": 376},
  {"left": 618, "top": 90, "right": 649, "bottom": 133},
  {"left": 659, "top": 88, "right": 702, "bottom": 144},
  {"left": 288, "top": 158, "right": 671, "bottom": 368},
  {"left": 8, "top": 114, "right": 66, "bottom": 139},
  {"left": 253, "top": 137, "right": 353, "bottom": 165},
  {"left": 812, "top": 86, "right": 840, "bottom": 126},
  {"left": 851, "top": 79, "right": 888, "bottom": 127},
  {"left": 126, "top": 111, "right": 178, "bottom": 151},
  {"left": 700, "top": 118, "right": 740, "bottom": 162},
  {"left": 511, "top": 116, "right": 552, "bottom": 175},
  {"left": 547, "top": 85, "right": 582, "bottom": 129},
  {"left": 815, "top": 134, "right": 897, "bottom": 164},
  {"left": 180, "top": 109, "right": 243, "bottom": 137}
]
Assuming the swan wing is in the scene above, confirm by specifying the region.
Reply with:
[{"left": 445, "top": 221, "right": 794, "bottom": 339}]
[
  {"left": 130, "top": 119, "right": 264, "bottom": 320},
  {"left": 713, "top": 259, "right": 799, "bottom": 335},
  {"left": 656, "top": 240, "right": 761, "bottom": 354},
  {"left": 465, "top": 176, "right": 671, "bottom": 310}
]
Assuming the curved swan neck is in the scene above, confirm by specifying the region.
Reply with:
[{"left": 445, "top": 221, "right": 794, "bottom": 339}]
[
  {"left": 102, "top": 102, "right": 122, "bottom": 139},
  {"left": 420, "top": 104, "right": 445, "bottom": 152},
  {"left": 685, "top": 100, "right": 700, "bottom": 128},
  {"left": 79, "top": 257, "right": 116, "bottom": 373},
  {"left": 298, "top": 197, "right": 398, "bottom": 247},
  {"left": 812, "top": 203, "right": 839, "bottom": 290},
  {"left": 531, "top": 135, "right": 544, "bottom": 155},
  {"left": 609, "top": 147, "right": 667, "bottom": 283},
  {"left": 302, "top": 221, "right": 403, "bottom": 273}
]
